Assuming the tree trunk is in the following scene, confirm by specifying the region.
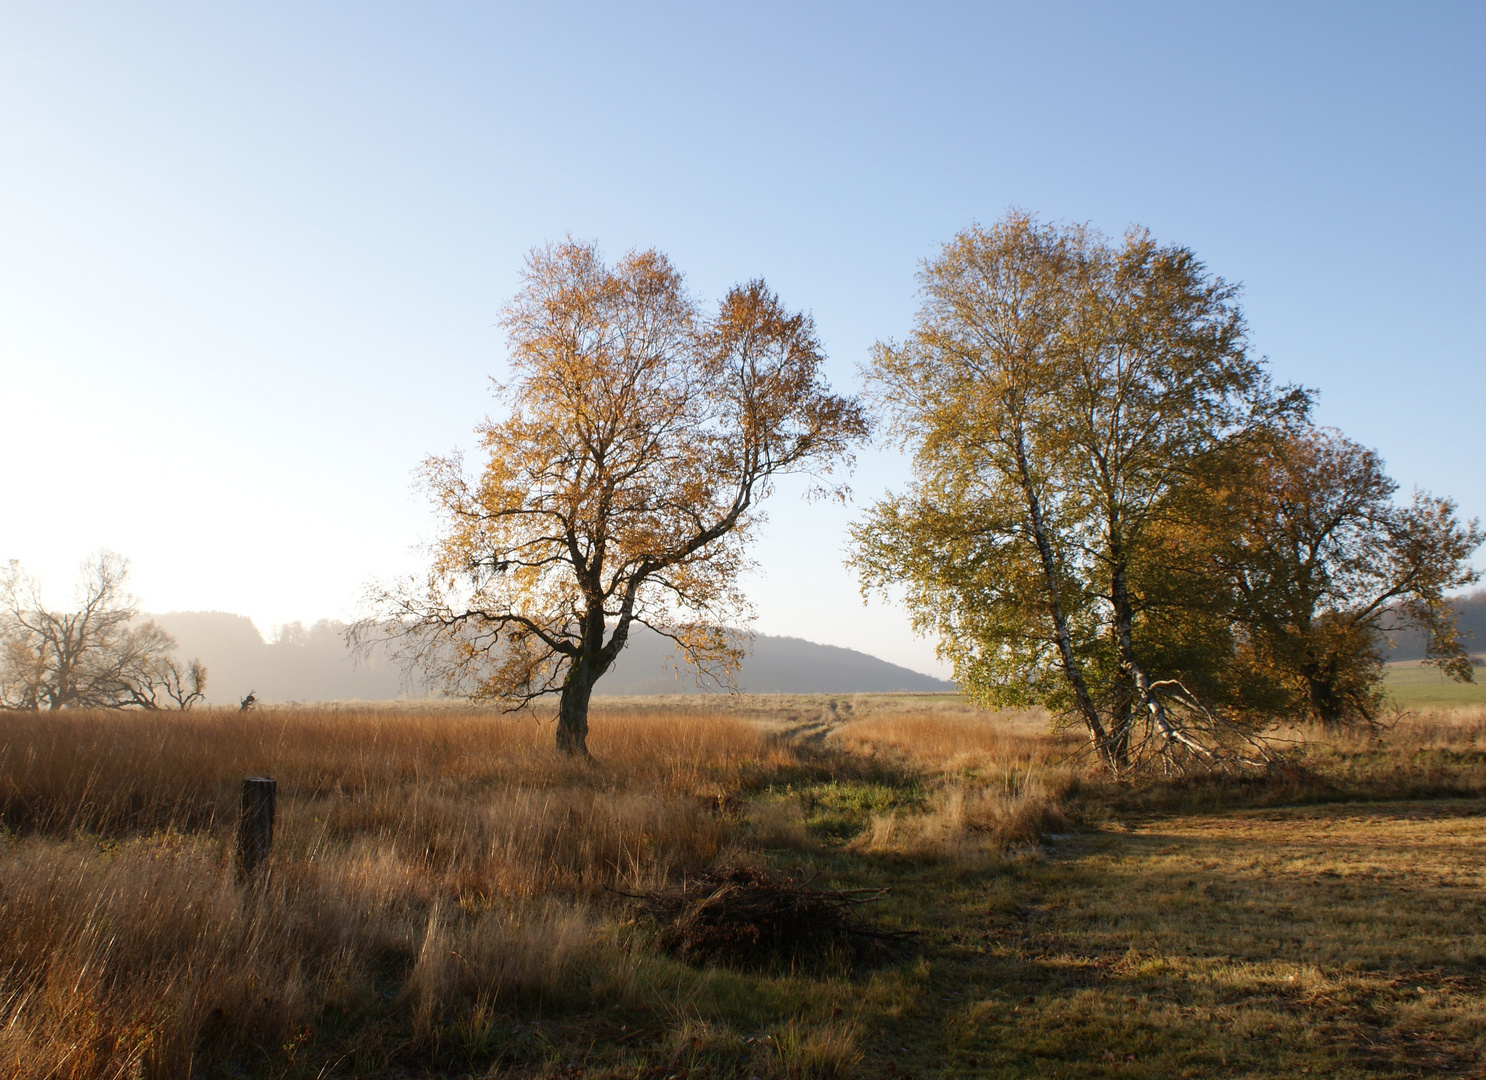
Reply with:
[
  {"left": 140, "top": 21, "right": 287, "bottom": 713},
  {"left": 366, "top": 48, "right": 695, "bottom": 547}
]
[
  {"left": 556, "top": 662, "right": 596, "bottom": 756},
  {"left": 1110, "top": 559, "right": 1176, "bottom": 750},
  {"left": 1012, "top": 429, "right": 1111, "bottom": 760},
  {"left": 1109, "top": 558, "right": 1221, "bottom": 763},
  {"left": 1303, "top": 665, "right": 1343, "bottom": 731},
  {"left": 1108, "top": 558, "right": 1141, "bottom": 764}
]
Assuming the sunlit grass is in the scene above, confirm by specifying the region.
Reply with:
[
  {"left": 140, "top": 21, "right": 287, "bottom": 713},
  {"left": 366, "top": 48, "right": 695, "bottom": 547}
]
[
  {"left": 0, "top": 699, "right": 1483, "bottom": 1077},
  {"left": 1385, "top": 658, "right": 1486, "bottom": 707}
]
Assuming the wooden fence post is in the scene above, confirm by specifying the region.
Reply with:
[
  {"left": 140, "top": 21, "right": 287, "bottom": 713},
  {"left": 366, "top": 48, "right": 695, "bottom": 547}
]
[{"left": 238, "top": 776, "right": 276, "bottom": 878}]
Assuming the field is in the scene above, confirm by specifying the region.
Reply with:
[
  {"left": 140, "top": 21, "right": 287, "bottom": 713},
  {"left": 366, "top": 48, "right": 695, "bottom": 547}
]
[
  {"left": 1, "top": 697, "right": 1484, "bottom": 1079},
  {"left": 1385, "top": 659, "right": 1486, "bottom": 708}
]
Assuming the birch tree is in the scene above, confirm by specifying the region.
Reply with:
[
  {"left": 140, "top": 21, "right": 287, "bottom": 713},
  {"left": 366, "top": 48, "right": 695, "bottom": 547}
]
[{"left": 852, "top": 212, "right": 1303, "bottom": 770}]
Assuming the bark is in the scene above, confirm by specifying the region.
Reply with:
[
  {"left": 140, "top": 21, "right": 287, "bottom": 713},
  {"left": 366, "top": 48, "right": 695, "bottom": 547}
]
[
  {"left": 1302, "top": 660, "right": 1346, "bottom": 730},
  {"left": 556, "top": 663, "right": 595, "bottom": 756},
  {"left": 1011, "top": 428, "right": 1111, "bottom": 758},
  {"left": 555, "top": 604, "right": 629, "bottom": 757},
  {"left": 1107, "top": 556, "right": 1140, "bottom": 764},
  {"left": 1109, "top": 556, "right": 1221, "bottom": 762}
]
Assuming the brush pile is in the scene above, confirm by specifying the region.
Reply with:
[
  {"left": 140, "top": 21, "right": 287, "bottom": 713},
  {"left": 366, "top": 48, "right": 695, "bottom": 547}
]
[{"left": 634, "top": 863, "right": 908, "bottom": 967}]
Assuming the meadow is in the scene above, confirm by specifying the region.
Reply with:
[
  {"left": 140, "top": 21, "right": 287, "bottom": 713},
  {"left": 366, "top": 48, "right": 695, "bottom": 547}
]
[
  {"left": 0, "top": 694, "right": 1483, "bottom": 1079},
  {"left": 1385, "top": 658, "right": 1486, "bottom": 708}
]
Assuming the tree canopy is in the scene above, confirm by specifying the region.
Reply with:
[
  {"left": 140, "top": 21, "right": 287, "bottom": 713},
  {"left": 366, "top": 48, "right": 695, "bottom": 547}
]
[
  {"left": 364, "top": 241, "right": 867, "bottom": 754},
  {"left": 1161, "top": 426, "right": 1482, "bottom": 727},
  {"left": 851, "top": 212, "right": 1477, "bottom": 771}
]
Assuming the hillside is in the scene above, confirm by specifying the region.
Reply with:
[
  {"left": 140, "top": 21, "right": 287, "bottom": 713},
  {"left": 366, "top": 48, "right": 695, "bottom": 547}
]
[{"left": 149, "top": 612, "right": 954, "bottom": 704}]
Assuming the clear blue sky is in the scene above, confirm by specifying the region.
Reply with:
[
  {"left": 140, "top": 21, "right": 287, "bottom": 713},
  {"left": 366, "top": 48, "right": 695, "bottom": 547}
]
[{"left": 2, "top": 3, "right": 1482, "bottom": 675}]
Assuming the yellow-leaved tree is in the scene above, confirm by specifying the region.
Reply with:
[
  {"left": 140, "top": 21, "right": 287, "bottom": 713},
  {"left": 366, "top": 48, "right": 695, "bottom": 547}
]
[
  {"left": 850, "top": 212, "right": 1305, "bottom": 772},
  {"left": 360, "top": 241, "right": 867, "bottom": 755}
]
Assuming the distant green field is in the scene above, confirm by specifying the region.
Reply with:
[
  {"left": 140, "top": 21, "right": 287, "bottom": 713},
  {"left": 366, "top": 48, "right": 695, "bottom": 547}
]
[{"left": 1385, "top": 657, "right": 1486, "bottom": 707}]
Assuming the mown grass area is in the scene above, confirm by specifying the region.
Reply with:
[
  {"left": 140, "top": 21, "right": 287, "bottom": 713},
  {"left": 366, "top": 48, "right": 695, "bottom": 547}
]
[
  {"left": 1385, "top": 659, "right": 1486, "bottom": 707},
  {"left": 0, "top": 698, "right": 1484, "bottom": 1078},
  {"left": 856, "top": 801, "right": 1486, "bottom": 1077}
]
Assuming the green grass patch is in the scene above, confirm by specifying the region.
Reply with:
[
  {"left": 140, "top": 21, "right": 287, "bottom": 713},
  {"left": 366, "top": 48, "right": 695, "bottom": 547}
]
[
  {"left": 797, "top": 779, "right": 926, "bottom": 842},
  {"left": 1385, "top": 658, "right": 1486, "bottom": 707}
]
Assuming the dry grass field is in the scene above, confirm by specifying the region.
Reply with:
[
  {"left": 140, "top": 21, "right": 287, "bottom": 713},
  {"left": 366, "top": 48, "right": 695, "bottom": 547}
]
[{"left": 0, "top": 697, "right": 1483, "bottom": 1079}]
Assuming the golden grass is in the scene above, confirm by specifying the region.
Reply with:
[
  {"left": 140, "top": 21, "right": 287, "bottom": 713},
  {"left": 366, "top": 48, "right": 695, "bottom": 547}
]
[
  {"left": 0, "top": 705, "right": 786, "bottom": 836},
  {"left": 827, "top": 708, "right": 1076, "bottom": 859},
  {"left": 0, "top": 705, "right": 796, "bottom": 1079},
  {"left": 2, "top": 700, "right": 1484, "bottom": 1078},
  {"left": 828, "top": 705, "right": 1063, "bottom": 770},
  {"left": 938, "top": 799, "right": 1486, "bottom": 1076}
]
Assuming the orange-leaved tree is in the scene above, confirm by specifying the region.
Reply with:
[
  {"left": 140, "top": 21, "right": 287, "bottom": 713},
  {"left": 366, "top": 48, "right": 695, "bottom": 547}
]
[
  {"left": 1167, "top": 426, "right": 1482, "bottom": 728},
  {"left": 361, "top": 241, "right": 867, "bottom": 754}
]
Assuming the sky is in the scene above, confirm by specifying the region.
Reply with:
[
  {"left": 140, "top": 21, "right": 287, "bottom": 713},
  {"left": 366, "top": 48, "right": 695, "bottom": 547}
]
[{"left": 1, "top": 2, "right": 1482, "bottom": 677}]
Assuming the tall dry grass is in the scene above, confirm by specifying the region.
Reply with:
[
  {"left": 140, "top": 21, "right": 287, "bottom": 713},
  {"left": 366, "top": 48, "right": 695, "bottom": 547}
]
[
  {"left": 826, "top": 704, "right": 1486, "bottom": 854},
  {"left": 0, "top": 706, "right": 793, "bottom": 1079},
  {"left": 823, "top": 709, "right": 1078, "bottom": 859},
  {"left": 8, "top": 699, "right": 1472, "bottom": 1078}
]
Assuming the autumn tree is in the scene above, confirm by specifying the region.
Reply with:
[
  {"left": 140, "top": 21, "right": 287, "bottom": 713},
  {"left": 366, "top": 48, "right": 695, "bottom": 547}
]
[
  {"left": 851, "top": 212, "right": 1303, "bottom": 771},
  {"left": 362, "top": 241, "right": 867, "bottom": 755},
  {"left": 0, "top": 553, "right": 207, "bottom": 711},
  {"left": 1166, "top": 426, "right": 1481, "bottom": 728}
]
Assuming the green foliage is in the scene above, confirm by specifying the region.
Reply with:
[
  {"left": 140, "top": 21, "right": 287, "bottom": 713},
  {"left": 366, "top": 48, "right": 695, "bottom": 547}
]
[
  {"left": 851, "top": 487, "right": 1097, "bottom": 714},
  {"left": 853, "top": 211, "right": 1482, "bottom": 745},
  {"left": 851, "top": 211, "right": 1299, "bottom": 760},
  {"left": 1160, "top": 426, "right": 1483, "bottom": 727}
]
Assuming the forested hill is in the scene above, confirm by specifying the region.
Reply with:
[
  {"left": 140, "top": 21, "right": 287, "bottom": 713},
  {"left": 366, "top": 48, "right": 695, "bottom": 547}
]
[
  {"left": 149, "top": 612, "right": 954, "bottom": 705},
  {"left": 1384, "top": 590, "right": 1486, "bottom": 660},
  {"left": 601, "top": 628, "right": 954, "bottom": 695}
]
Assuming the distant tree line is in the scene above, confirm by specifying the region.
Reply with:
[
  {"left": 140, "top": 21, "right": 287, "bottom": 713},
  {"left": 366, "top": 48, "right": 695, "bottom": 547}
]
[
  {"left": 0, "top": 553, "right": 206, "bottom": 711},
  {"left": 1384, "top": 591, "right": 1486, "bottom": 662}
]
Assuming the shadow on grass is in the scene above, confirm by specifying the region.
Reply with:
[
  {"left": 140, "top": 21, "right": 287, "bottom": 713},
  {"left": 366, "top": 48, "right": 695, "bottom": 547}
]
[{"left": 1073, "top": 745, "right": 1486, "bottom": 819}]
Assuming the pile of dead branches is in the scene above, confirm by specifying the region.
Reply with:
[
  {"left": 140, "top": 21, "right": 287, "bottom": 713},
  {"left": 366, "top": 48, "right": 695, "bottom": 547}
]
[{"left": 627, "top": 863, "right": 910, "bottom": 968}]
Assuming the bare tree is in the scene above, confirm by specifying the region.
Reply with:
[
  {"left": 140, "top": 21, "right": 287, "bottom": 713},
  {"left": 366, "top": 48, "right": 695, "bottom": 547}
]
[
  {"left": 357, "top": 240, "right": 867, "bottom": 755},
  {"left": 0, "top": 553, "right": 207, "bottom": 710},
  {"left": 137, "top": 655, "right": 209, "bottom": 711}
]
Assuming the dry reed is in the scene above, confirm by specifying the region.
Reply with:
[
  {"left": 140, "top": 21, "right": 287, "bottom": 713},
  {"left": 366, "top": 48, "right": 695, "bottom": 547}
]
[{"left": 8, "top": 700, "right": 1469, "bottom": 1077}]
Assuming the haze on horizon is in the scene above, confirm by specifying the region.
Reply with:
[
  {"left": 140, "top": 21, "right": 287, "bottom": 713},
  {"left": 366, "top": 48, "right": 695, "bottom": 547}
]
[{"left": 2, "top": 3, "right": 1482, "bottom": 679}]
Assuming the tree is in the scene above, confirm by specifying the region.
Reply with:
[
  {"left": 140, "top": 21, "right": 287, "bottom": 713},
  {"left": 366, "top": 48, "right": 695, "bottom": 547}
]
[
  {"left": 141, "top": 654, "right": 209, "bottom": 711},
  {"left": 851, "top": 212, "right": 1303, "bottom": 771},
  {"left": 1166, "top": 426, "right": 1481, "bottom": 728},
  {"left": 361, "top": 241, "right": 867, "bottom": 755},
  {"left": 0, "top": 552, "right": 207, "bottom": 710}
]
